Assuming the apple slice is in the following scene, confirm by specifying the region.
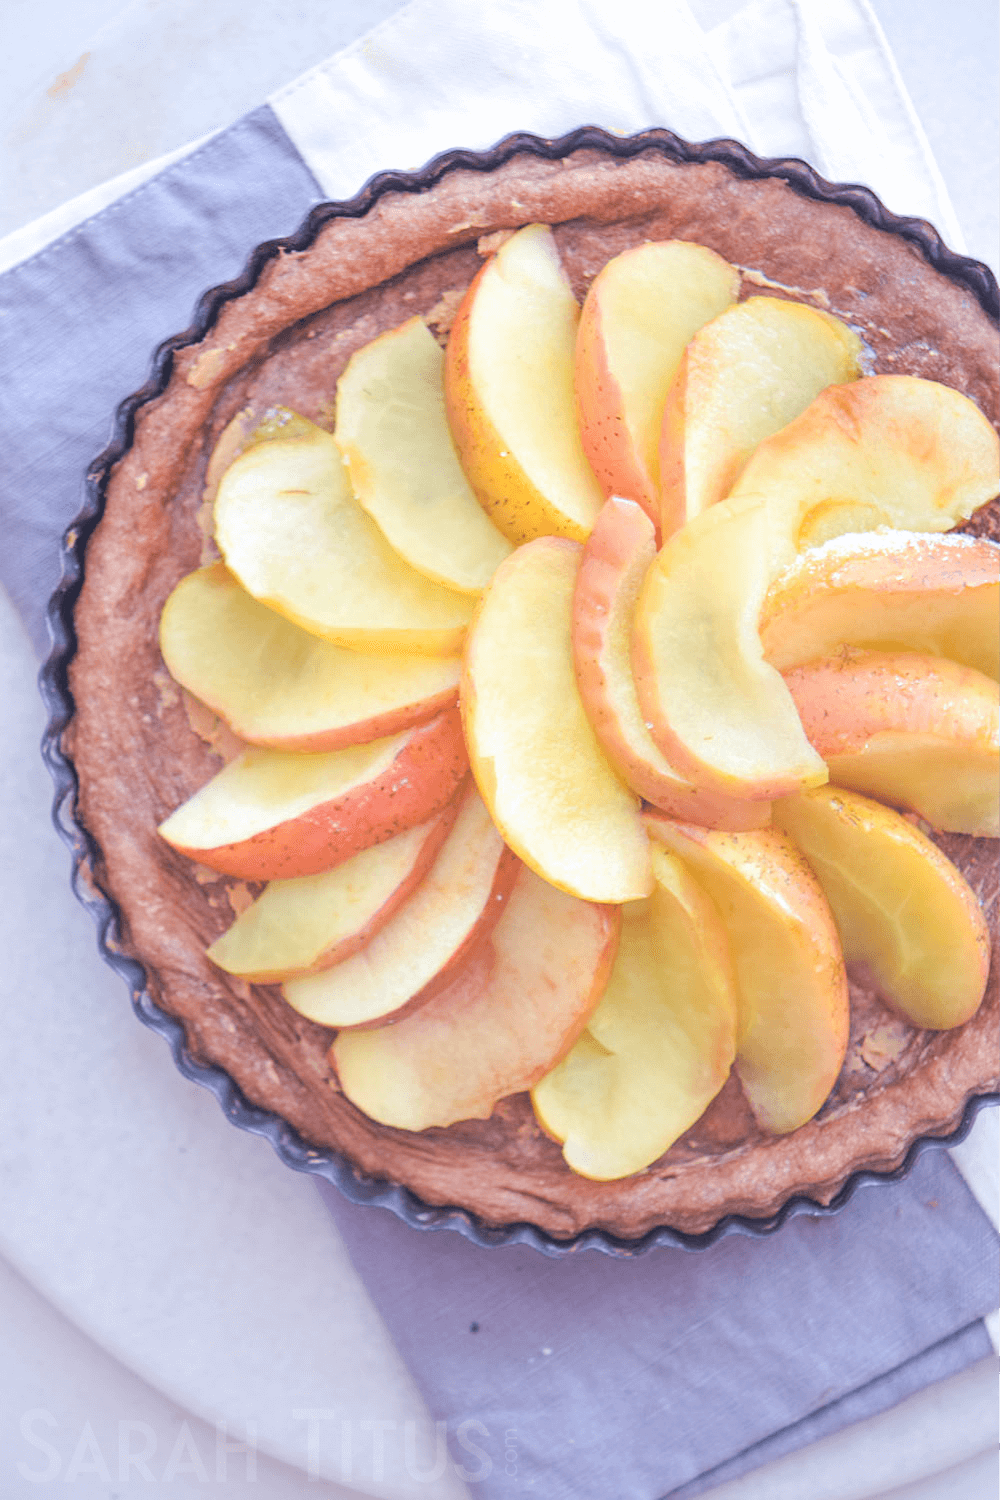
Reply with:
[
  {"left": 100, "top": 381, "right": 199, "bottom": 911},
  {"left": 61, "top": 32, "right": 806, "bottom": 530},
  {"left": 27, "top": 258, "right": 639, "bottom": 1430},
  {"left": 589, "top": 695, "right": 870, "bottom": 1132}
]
[
  {"left": 532, "top": 845, "right": 737, "bottom": 1180},
  {"left": 331, "top": 866, "right": 619, "bottom": 1130},
  {"left": 334, "top": 317, "right": 512, "bottom": 593},
  {"left": 784, "top": 651, "right": 1000, "bottom": 837},
  {"left": 160, "top": 563, "right": 461, "bottom": 751},
  {"left": 634, "top": 373, "right": 1000, "bottom": 803},
  {"left": 206, "top": 799, "right": 459, "bottom": 982},
  {"left": 645, "top": 814, "right": 849, "bottom": 1135},
  {"left": 773, "top": 786, "right": 990, "bottom": 1030},
  {"left": 283, "top": 785, "right": 520, "bottom": 1029},
  {"left": 574, "top": 240, "right": 740, "bottom": 521},
  {"left": 214, "top": 419, "right": 474, "bottom": 655},
  {"left": 158, "top": 707, "right": 467, "bottom": 879},
  {"left": 728, "top": 375, "right": 1000, "bottom": 547},
  {"left": 632, "top": 494, "right": 829, "bottom": 799},
  {"left": 444, "top": 223, "right": 605, "bottom": 544},
  {"left": 760, "top": 530, "right": 1000, "bottom": 681},
  {"left": 573, "top": 497, "right": 770, "bottom": 828},
  {"left": 659, "top": 296, "right": 862, "bottom": 534},
  {"left": 462, "top": 536, "right": 653, "bottom": 902}
]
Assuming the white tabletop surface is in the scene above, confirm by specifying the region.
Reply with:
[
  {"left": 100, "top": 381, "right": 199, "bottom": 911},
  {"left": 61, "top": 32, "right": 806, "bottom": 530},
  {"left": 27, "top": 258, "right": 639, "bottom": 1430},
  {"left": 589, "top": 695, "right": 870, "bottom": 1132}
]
[{"left": 1, "top": 2, "right": 998, "bottom": 1497}]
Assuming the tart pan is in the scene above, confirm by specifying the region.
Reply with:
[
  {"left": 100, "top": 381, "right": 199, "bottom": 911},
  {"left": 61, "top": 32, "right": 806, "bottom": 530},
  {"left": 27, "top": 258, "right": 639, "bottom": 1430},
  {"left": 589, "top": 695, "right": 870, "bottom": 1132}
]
[{"left": 40, "top": 125, "right": 1000, "bottom": 1256}]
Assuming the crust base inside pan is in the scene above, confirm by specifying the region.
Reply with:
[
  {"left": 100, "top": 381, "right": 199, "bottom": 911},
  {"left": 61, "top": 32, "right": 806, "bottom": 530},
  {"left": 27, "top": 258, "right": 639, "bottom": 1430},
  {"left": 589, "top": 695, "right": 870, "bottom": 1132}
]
[{"left": 66, "top": 145, "right": 1000, "bottom": 1240}]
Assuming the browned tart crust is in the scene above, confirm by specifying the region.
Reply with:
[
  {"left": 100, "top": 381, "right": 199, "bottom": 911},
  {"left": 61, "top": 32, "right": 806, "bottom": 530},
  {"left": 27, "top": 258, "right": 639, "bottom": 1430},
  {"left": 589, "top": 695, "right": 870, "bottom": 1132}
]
[{"left": 65, "top": 141, "right": 1000, "bottom": 1241}]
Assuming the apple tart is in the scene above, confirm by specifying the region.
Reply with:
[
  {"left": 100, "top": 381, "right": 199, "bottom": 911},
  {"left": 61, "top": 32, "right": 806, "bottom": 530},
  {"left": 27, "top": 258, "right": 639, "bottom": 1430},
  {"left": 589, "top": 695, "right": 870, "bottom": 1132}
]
[{"left": 47, "top": 128, "right": 1000, "bottom": 1248}]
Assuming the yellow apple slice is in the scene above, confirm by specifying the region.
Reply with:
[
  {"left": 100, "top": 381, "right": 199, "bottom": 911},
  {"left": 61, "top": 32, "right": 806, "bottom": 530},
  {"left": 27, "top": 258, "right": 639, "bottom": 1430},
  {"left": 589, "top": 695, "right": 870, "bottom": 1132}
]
[
  {"left": 574, "top": 240, "right": 740, "bottom": 521},
  {"left": 659, "top": 296, "right": 862, "bottom": 534},
  {"left": 573, "top": 497, "right": 770, "bottom": 827},
  {"left": 785, "top": 651, "right": 1000, "bottom": 837},
  {"left": 158, "top": 708, "right": 467, "bottom": 879},
  {"left": 283, "top": 785, "right": 520, "bottom": 1029},
  {"left": 332, "top": 866, "right": 619, "bottom": 1130},
  {"left": 444, "top": 223, "right": 604, "bottom": 544},
  {"left": 773, "top": 786, "right": 990, "bottom": 1029},
  {"left": 160, "top": 564, "right": 461, "bottom": 751},
  {"left": 214, "top": 419, "right": 473, "bottom": 655},
  {"left": 760, "top": 530, "right": 1000, "bottom": 681},
  {"left": 334, "top": 317, "right": 512, "bottom": 593},
  {"left": 728, "top": 375, "right": 1000, "bottom": 546},
  {"left": 532, "top": 845, "right": 737, "bottom": 1180},
  {"left": 206, "top": 799, "right": 459, "bottom": 982},
  {"left": 632, "top": 495, "right": 828, "bottom": 799},
  {"left": 645, "top": 815, "right": 849, "bottom": 1135},
  {"left": 462, "top": 536, "right": 652, "bottom": 902},
  {"left": 203, "top": 405, "right": 320, "bottom": 504}
]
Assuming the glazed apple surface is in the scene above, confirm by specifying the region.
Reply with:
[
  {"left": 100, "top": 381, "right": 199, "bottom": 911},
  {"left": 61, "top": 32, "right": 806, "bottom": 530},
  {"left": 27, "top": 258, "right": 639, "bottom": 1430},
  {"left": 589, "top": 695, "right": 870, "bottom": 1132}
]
[
  {"left": 644, "top": 815, "right": 850, "bottom": 1135},
  {"left": 532, "top": 846, "right": 738, "bottom": 1180},
  {"left": 158, "top": 708, "right": 467, "bottom": 879},
  {"left": 659, "top": 295, "right": 862, "bottom": 534},
  {"left": 444, "top": 223, "right": 605, "bottom": 544},
  {"left": 574, "top": 239, "right": 740, "bottom": 521},
  {"left": 283, "top": 783, "right": 519, "bottom": 1029},
  {"left": 160, "top": 563, "right": 461, "bottom": 751},
  {"left": 572, "top": 495, "right": 771, "bottom": 828},
  {"left": 461, "top": 535, "right": 653, "bottom": 903},
  {"left": 784, "top": 651, "right": 1000, "bottom": 837},
  {"left": 774, "top": 787, "right": 990, "bottom": 1031},
  {"left": 214, "top": 420, "right": 474, "bottom": 655},
  {"left": 206, "top": 802, "right": 458, "bottom": 982},
  {"left": 332, "top": 866, "right": 619, "bottom": 1130},
  {"left": 334, "top": 315, "right": 512, "bottom": 593},
  {"left": 760, "top": 530, "right": 1000, "bottom": 680},
  {"left": 729, "top": 375, "right": 1000, "bottom": 547},
  {"left": 155, "top": 225, "right": 998, "bottom": 1190}
]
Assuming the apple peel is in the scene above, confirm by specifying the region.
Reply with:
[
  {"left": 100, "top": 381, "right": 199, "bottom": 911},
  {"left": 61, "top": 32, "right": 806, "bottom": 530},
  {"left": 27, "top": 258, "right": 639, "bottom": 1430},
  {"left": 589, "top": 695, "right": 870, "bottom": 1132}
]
[
  {"left": 785, "top": 651, "right": 1000, "bottom": 837},
  {"left": 332, "top": 866, "right": 619, "bottom": 1130},
  {"left": 160, "top": 563, "right": 461, "bottom": 752},
  {"left": 283, "top": 785, "right": 519, "bottom": 1029},
  {"left": 645, "top": 814, "right": 849, "bottom": 1135},
  {"left": 158, "top": 707, "right": 468, "bottom": 880},
  {"left": 206, "top": 799, "right": 460, "bottom": 982}
]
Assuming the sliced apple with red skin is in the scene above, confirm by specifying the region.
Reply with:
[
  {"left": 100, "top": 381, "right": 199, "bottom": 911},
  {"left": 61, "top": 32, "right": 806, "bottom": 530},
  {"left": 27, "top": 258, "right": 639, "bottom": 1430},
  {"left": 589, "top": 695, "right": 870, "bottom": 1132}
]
[
  {"left": 644, "top": 814, "right": 849, "bottom": 1135},
  {"left": 532, "top": 845, "right": 737, "bottom": 1180},
  {"left": 206, "top": 796, "right": 460, "bottom": 982},
  {"left": 659, "top": 296, "right": 862, "bottom": 535},
  {"left": 728, "top": 375, "right": 1000, "bottom": 547},
  {"left": 283, "top": 785, "right": 520, "bottom": 1029},
  {"left": 632, "top": 494, "right": 829, "bottom": 800},
  {"left": 214, "top": 419, "right": 473, "bottom": 655},
  {"left": 760, "top": 530, "right": 1000, "bottom": 681},
  {"left": 785, "top": 651, "right": 1000, "bottom": 837},
  {"left": 160, "top": 563, "right": 461, "bottom": 752},
  {"left": 573, "top": 497, "right": 770, "bottom": 828},
  {"left": 331, "top": 865, "right": 619, "bottom": 1130},
  {"left": 634, "top": 377, "right": 999, "bottom": 802},
  {"left": 334, "top": 316, "right": 512, "bottom": 593},
  {"left": 158, "top": 707, "right": 467, "bottom": 880},
  {"left": 444, "top": 223, "right": 605, "bottom": 545},
  {"left": 462, "top": 535, "right": 653, "bottom": 902},
  {"left": 574, "top": 240, "right": 739, "bottom": 522},
  {"left": 773, "top": 786, "right": 990, "bottom": 1030}
]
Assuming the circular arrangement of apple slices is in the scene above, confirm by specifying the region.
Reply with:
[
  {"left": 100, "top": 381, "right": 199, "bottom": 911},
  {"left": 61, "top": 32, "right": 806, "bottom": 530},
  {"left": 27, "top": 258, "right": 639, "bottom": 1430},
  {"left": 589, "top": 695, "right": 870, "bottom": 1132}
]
[{"left": 157, "top": 224, "right": 1000, "bottom": 1186}]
